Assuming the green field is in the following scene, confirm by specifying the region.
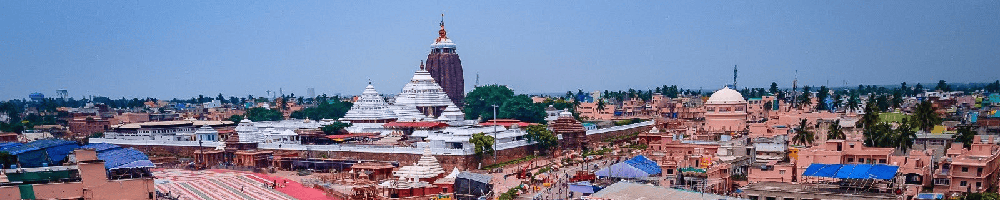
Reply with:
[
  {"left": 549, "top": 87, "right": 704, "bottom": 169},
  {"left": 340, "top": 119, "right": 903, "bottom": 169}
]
[{"left": 878, "top": 112, "right": 910, "bottom": 123}]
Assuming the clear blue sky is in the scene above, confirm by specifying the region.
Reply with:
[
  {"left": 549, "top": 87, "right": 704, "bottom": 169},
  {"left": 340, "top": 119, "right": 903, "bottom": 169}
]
[{"left": 1, "top": 1, "right": 998, "bottom": 100}]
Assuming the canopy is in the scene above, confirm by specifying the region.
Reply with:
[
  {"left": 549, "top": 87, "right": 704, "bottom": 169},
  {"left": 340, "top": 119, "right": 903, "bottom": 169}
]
[
  {"left": 2, "top": 139, "right": 78, "bottom": 168},
  {"left": 801, "top": 164, "right": 898, "bottom": 180},
  {"left": 596, "top": 162, "right": 650, "bottom": 178},
  {"left": 97, "top": 148, "right": 155, "bottom": 169},
  {"left": 624, "top": 155, "right": 661, "bottom": 175}
]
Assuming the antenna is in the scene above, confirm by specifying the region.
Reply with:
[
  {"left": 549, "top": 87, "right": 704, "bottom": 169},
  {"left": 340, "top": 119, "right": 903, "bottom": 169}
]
[
  {"left": 476, "top": 72, "right": 480, "bottom": 87},
  {"left": 733, "top": 65, "right": 738, "bottom": 89}
]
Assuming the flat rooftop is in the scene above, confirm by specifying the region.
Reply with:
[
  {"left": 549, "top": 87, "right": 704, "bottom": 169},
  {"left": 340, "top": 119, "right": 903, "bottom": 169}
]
[{"left": 741, "top": 181, "right": 899, "bottom": 199}]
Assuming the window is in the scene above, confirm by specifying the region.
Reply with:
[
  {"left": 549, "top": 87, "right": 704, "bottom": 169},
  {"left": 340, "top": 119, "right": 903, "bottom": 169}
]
[
  {"left": 847, "top": 158, "right": 854, "bottom": 162},
  {"left": 749, "top": 196, "right": 759, "bottom": 200},
  {"left": 978, "top": 167, "right": 983, "bottom": 175},
  {"left": 858, "top": 158, "right": 865, "bottom": 163},
  {"left": 961, "top": 181, "right": 967, "bottom": 186},
  {"left": 779, "top": 170, "right": 786, "bottom": 174},
  {"left": 880, "top": 159, "right": 887, "bottom": 164},
  {"left": 963, "top": 167, "right": 969, "bottom": 172},
  {"left": 765, "top": 197, "right": 777, "bottom": 200},
  {"left": 667, "top": 169, "right": 674, "bottom": 174},
  {"left": 977, "top": 182, "right": 982, "bottom": 188},
  {"left": 784, "top": 198, "right": 795, "bottom": 200}
]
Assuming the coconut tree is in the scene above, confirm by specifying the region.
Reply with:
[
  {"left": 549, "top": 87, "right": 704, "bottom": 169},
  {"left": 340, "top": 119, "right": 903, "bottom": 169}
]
[
  {"left": 792, "top": 119, "right": 815, "bottom": 146},
  {"left": 895, "top": 118, "right": 917, "bottom": 152},
  {"left": 827, "top": 120, "right": 846, "bottom": 140},
  {"left": 596, "top": 99, "right": 607, "bottom": 112},
  {"left": 912, "top": 100, "right": 941, "bottom": 132}
]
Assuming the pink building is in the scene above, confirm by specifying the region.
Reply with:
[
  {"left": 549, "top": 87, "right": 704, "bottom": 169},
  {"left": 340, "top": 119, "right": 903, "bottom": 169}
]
[{"left": 933, "top": 135, "right": 1000, "bottom": 196}]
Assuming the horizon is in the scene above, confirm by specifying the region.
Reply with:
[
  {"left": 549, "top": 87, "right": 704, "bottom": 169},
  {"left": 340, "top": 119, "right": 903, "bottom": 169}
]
[{"left": 2, "top": 1, "right": 998, "bottom": 101}]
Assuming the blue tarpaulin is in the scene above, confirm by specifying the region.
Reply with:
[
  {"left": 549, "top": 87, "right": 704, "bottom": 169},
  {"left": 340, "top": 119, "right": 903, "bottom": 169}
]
[
  {"left": 0, "top": 143, "right": 22, "bottom": 151},
  {"left": 2, "top": 139, "right": 76, "bottom": 155},
  {"left": 97, "top": 148, "right": 155, "bottom": 169},
  {"left": 623, "top": 155, "right": 662, "bottom": 175},
  {"left": 802, "top": 163, "right": 898, "bottom": 180},
  {"left": 78, "top": 143, "right": 121, "bottom": 152},
  {"left": 44, "top": 143, "right": 80, "bottom": 164},
  {"left": 568, "top": 181, "right": 601, "bottom": 194},
  {"left": 2, "top": 139, "right": 78, "bottom": 168},
  {"left": 596, "top": 162, "right": 650, "bottom": 178}
]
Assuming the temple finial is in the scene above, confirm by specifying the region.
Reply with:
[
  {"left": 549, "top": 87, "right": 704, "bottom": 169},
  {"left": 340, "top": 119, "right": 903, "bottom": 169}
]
[
  {"left": 420, "top": 60, "right": 425, "bottom": 70},
  {"left": 440, "top": 13, "right": 445, "bottom": 28}
]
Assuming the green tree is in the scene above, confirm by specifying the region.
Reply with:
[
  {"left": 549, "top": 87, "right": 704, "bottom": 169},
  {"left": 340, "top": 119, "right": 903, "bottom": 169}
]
[
  {"left": 816, "top": 86, "right": 829, "bottom": 111},
  {"left": 857, "top": 94, "right": 880, "bottom": 130},
  {"left": 936, "top": 80, "right": 951, "bottom": 91},
  {"left": 798, "top": 86, "right": 812, "bottom": 108},
  {"left": 525, "top": 125, "right": 559, "bottom": 155},
  {"left": 321, "top": 122, "right": 352, "bottom": 135},
  {"left": 954, "top": 125, "right": 977, "bottom": 149},
  {"left": 827, "top": 120, "right": 845, "bottom": 140},
  {"left": 498, "top": 95, "right": 546, "bottom": 123},
  {"left": 464, "top": 85, "right": 515, "bottom": 121},
  {"left": 895, "top": 118, "right": 917, "bottom": 152},
  {"left": 864, "top": 122, "right": 896, "bottom": 148},
  {"left": 891, "top": 90, "right": 903, "bottom": 109},
  {"left": 914, "top": 83, "right": 925, "bottom": 96},
  {"left": 912, "top": 100, "right": 941, "bottom": 132},
  {"left": 470, "top": 133, "right": 495, "bottom": 158},
  {"left": 245, "top": 107, "right": 283, "bottom": 121},
  {"left": 792, "top": 119, "right": 815, "bottom": 146},
  {"left": 963, "top": 192, "right": 1000, "bottom": 200},
  {"left": 769, "top": 82, "right": 779, "bottom": 95},
  {"left": 596, "top": 99, "right": 607, "bottom": 112},
  {"left": 289, "top": 99, "right": 352, "bottom": 120},
  {"left": 846, "top": 93, "right": 860, "bottom": 112},
  {"left": 227, "top": 114, "right": 244, "bottom": 124}
]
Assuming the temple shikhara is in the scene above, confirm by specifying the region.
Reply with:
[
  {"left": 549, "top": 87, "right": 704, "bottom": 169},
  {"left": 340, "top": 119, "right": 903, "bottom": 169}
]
[{"left": 424, "top": 15, "right": 465, "bottom": 108}]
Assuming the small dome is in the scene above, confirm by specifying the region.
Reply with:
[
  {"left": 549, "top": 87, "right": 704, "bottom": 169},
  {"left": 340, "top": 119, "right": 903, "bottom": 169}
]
[{"left": 707, "top": 87, "right": 746, "bottom": 104}]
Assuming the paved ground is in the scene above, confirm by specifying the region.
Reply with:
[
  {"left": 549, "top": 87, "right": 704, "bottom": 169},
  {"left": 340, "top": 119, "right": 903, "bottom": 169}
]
[
  {"left": 486, "top": 149, "right": 634, "bottom": 200},
  {"left": 153, "top": 168, "right": 335, "bottom": 200}
]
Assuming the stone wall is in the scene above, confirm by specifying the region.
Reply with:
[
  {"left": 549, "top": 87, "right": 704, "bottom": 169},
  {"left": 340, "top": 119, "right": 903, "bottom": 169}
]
[{"left": 586, "top": 124, "right": 652, "bottom": 149}]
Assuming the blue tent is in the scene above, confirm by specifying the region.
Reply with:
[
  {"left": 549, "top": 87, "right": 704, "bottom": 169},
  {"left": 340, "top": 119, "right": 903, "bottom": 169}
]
[
  {"left": 0, "top": 143, "right": 22, "bottom": 151},
  {"left": 596, "top": 162, "right": 650, "bottom": 178},
  {"left": 624, "top": 155, "right": 662, "bottom": 175}
]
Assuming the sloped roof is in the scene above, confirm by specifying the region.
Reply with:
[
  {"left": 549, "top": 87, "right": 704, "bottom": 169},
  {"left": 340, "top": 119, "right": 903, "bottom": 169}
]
[
  {"left": 801, "top": 163, "right": 898, "bottom": 180},
  {"left": 78, "top": 143, "right": 121, "bottom": 152},
  {"left": 623, "top": 155, "right": 661, "bottom": 175},
  {"left": 97, "top": 148, "right": 155, "bottom": 169}
]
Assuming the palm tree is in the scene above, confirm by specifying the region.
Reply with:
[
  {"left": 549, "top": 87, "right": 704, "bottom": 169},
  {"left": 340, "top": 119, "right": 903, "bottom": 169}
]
[
  {"left": 846, "top": 94, "right": 860, "bottom": 112},
  {"left": 827, "top": 120, "right": 846, "bottom": 140},
  {"left": 596, "top": 99, "right": 607, "bottom": 112},
  {"left": 912, "top": 100, "right": 941, "bottom": 132},
  {"left": 895, "top": 118, "right": 917, "bottom": 152},
  {"left": 954, "top": 125, "right": 977, "bottom": 149},
  {"left": 792, "top": 119, "right": 815, "bottom": 146}
]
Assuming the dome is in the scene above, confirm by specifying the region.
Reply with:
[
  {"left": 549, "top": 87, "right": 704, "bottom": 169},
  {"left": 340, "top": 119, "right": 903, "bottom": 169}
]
[{"left": 707, "top": 87, "right": 746, "bottom": 104}]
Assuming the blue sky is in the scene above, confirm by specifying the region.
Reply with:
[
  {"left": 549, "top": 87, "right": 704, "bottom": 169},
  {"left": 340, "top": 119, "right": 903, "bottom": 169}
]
[{"left": 1, "top": 1, "right": 998, "bottom": 100}]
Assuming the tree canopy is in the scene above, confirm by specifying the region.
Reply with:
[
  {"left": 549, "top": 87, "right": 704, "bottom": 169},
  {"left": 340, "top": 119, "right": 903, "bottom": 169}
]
[
  {"left": 464, "top": 85, "right": 515, "bottom": 121},
  {"left": 290, "top": 99, "right": 352, "bottom": 120},
  {"left": 525, "top": 125, "right": 559, "bottom": 154},
  {"left": 321, "top": 122, "right": 352, "bottom": 135},
  {"left": 499, "top": 95, "right": 547, "bottom": 124}
]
